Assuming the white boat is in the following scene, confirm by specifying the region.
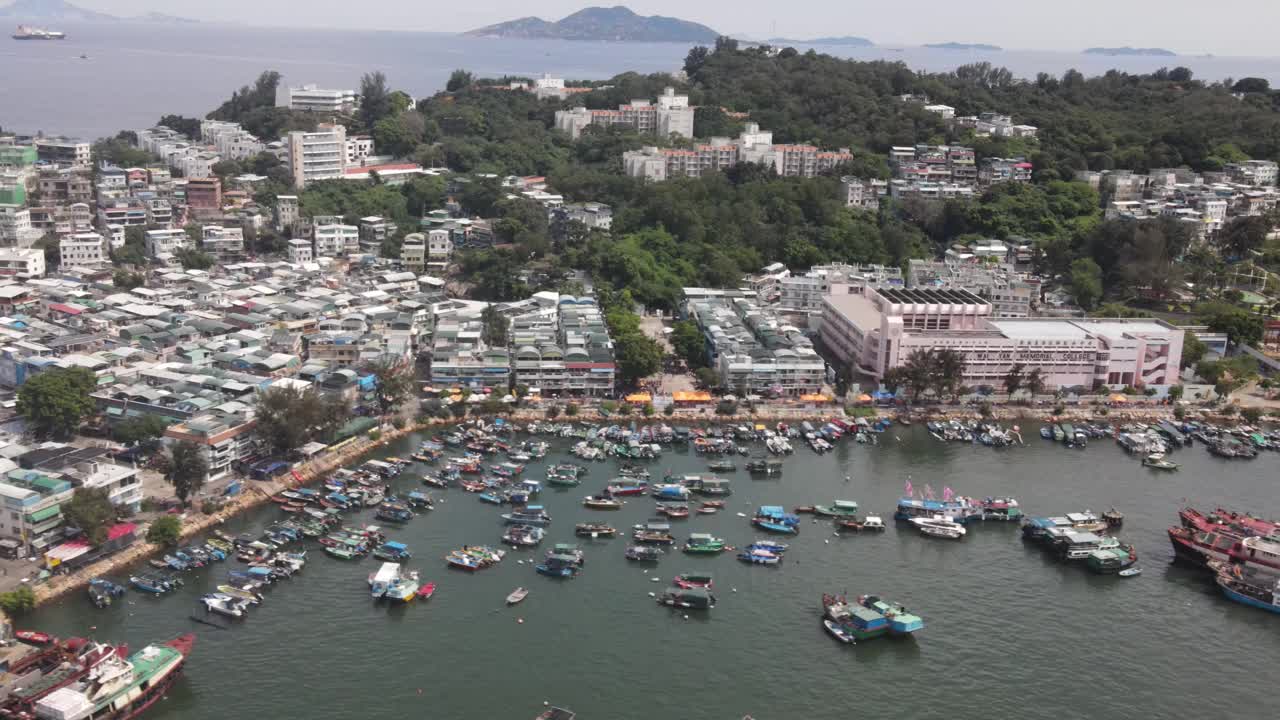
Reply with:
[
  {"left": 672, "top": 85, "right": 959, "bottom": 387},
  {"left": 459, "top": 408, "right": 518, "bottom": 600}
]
[
  {"left": 862, "top": 515, "right": 886, "bottom": 531},
  {"left": 1118, "top": 567, "right": 1142, "bottom": 577},
  {"left": 202, "top": 594, "right": 246, "bottom": 618},
  {"left": 369, "top": 562, "right": 401, "bottom": 599},
  {"left": 910, "top": 515, "right": 966, "bottom": 539},
  {"left": 506, "top": 587, "right": 529, "bottom": 605}
]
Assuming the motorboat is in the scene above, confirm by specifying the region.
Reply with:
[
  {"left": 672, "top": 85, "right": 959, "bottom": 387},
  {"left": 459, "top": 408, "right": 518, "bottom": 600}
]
[
  {"left": 506, "top": 587, "right": 529, "bottom": 605},
  {"left": 909, "top": 515, "right": 966, "bottom": 539}
]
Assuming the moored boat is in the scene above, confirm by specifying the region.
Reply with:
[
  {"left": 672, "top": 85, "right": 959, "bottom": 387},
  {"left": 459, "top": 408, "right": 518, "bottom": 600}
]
[
  {"left": 673, "top": 573, "right": 713, "bottom": 589},
  {"left": 625, "top": 545, "right": 664, "bottom": 561},
  {"left": 582, "top": 495, "right": 622, "bottom": 510},
  {"left": 507, "top": 587, "right": 529, "bottom": 605},
  {"left": 813, "top": 500, "right": 860, "bottom": 518},
  {"left": 909, "top": 515, "right": 966, "bottom": 539},
  {"left": 1211, "top": 560, "right": 1280, "bottom": 614},
  {"left": 31, "top": 635, "right": 195, "bottom": 720},
  {"left": 657, "top": 587, "right": 715, "bottom": 610},
  {"left": 682, "top": 533, "right": 728, "bottom": 554},
  {"left": 574, "top": 522, "right": 617, "bottom": 537},
  {"left": 857, "top": 594, "right": 923, "bottom": 634}
]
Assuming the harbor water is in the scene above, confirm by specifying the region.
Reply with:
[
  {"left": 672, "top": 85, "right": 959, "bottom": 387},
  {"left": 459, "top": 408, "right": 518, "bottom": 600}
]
[{"left": 22, "top": 426, "right": 1280, "bottom": 719}]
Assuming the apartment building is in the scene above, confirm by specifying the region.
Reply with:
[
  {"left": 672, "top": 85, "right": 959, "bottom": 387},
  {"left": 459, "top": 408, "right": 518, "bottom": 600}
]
[
  {"left": 1225, "top": 160, "right": 1278, "bottom": 187},
  {"left": 287, "top": 124, "right": 348, "bottom": 188},
  {"left": 979, "top": 157, "right": 1034, "bottom": 184},
  {"left": 907, "top": 258, "right": 1039, "bottom": 317},
  {"left": 346, "top": 136, "right": 374, "bottom": 165},
  {"left": 0, "top": 248, "right": 46, "bottom": 277},
  {"left": 145, "top": 228, "right": 190, "bottom": 258},
  {"left": 164, "top": 407, "right": 257, "bottom": 481},
  {"left": 623, "top": 123, "right": 852, "bottom": 182},
  {"left": 200, "top": 120, "right": 264, "bottom": 160},
  {"left": 0, "top": 206, "right": 43, "bottom": 247},
  {"left": 275, "top": 195, "right": 300, "bottom": 231},
  {"left": 59, "top": 232, "right": 106, "bottom": 267},
  {"left": 555, "top": 87, "right": 695, "bottom": 140},
  {"left": 278, "top": 84, "right": 358, "bottom": 114},
  {"left": 201, "top": 225, "right": 245, "bottom": 259},
  {"left": 0, "top": 470, "right": 73, "bottom": 554},
  {"left": 684, "top": 295, "right": 825, "bottom": 395},
  {"left": 35, "top": 137, "right": 91, "bottom": 167},
  {"left": 778, "top": 263, "right": 904, "bottom": 312},
  {"left": 313, "top": 219, "right": 359, "bottom": 256},
  {"left": 401, "top": 233, "right": 426, "bottom": 272},
  {"left": 427, "top": 228, "right": 452, "bottom": 265},
  {"left": 288, "top": 238, "right": 314, "bottom": 264},
  {"left": 37, "top": 168, "right": 93, "bottom": 203},
  {"left": 185, "top": 176, "right": 223, "bottom": 216}
]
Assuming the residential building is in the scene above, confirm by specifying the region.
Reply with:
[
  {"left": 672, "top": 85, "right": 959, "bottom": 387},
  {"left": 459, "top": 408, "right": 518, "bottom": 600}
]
[
  {"left": 34, "top": 137, "right": 91, "bottom": 167},
  {"left": 427, "top": 228, "right": 452, "bottom": 265},
  {"left": 401, "top": 233, "right": 426, "bottom": 271},
  {"left": 346, "top": 136, "right": 374, "bottom": 165},
  {"left": 185, "top": 177, "right": 223, "bottom": 216},
  {"left": 923, "top": 104, "right": 955, "bottom": 119},
  {"left": 820, "top": 286, "right": 1183, "bottom": 389},
  {"left": 907, "top": 258, "right": 1039, "bottom": 317},
  {"left": 288, "top": 238, "right": 314, "bottom": 264},
  {"left": 96, "top": 200, "right": 147, "bottom": 229},
  {"left": 979, "top": 157, "right": 1033, "bottom": 184},
  {"left": 0, "top": 470, "right": 74, "bottom": 554},
  {"left": 0, "top": 248, "right": 46, "bottom": 277},
  {"left": 145, "top": 228, "right": 190, "bottom": 258},
  {"left": 359, "top": 217, "right": 396, "bottom": 251},
  {"left": 275, "top": 195, "right": 300, "bottom": 231},
  {"left": 341, "top": 162, "right": 426, "bottom": 185},
  {"left": 199, "top": 120, "right": 263, "bottom": 160},
  {"left": 555, "top": 87, "right": 695, "bottom": 140},
  {"left": 0, "top": 206, "right": 42, "bottom": 247},
  {"left": 287, "top": 124, "right": 348, "bottom": 187},
  {"left": 59, "top": 232, "right": 106, "bottom": 268},
  {"left": 278, "top": 84, "right": 358, "bottom": 114},
  {"left": 1225, "top": 160, "right": 1278, "bottom": 187},
  {"left": 201, "top": 226, "right": 245, "bottom": 259},
  {"left": 778, "top": 263, "right": 903, "bottom": 312},
  {"left": 623, "top": 123, "right": 851, "bottom": 181},
  {"left": 684, "top": 295, "right": 826, "bottom": 395},
  {"left": 313, "top": 219, "right": 359, "bottom": 256},
  {"left": 163, "top": 408, "right": 257, "bottom": 481},
  {"left": 556, "top": 203, "right": 613, "bottom": 230}
]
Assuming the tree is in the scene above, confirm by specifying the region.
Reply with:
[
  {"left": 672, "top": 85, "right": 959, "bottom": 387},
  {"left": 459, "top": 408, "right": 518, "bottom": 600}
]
[
  {"left": 1003, "top": 362, "right": 1026, "bottom": 395},
  {"left": 614, "top": 331, "right": 663, "bottom": 388},
  {"left": 694, "top": 367, "right": 720, "bottom": 390},
  {"left": 1181, "top": 332, "right": 1209, "bottom": 369},
  {"left": 446, "top": 70, "right": 474, "bottom": 92},
  {"left": 459, "top": 176, "right": 502, "bottom": 217},
  {"left": 254, "top": 386, "right": 349, "bottom": 456},
  {"left": 1069, "top": 258, "right": 1103, "bottom": 310},
  {"left": 0, "top": 586, "right": 36, "bottom": 615},
  {"left": 113, "top": 269, "right": 145, "bottom": 290},
  {"left": 164, "top": 441, "right": 208, "bottom": 506},
  {"left": 146, "top": 515, "right": 182, "bottom": 547},
  {"left": 1026, "top": 367, "right": 1046, "bottom": 396},
  {"left": 481, "top": 305, "right": 509, "bottom": 348},
  {"left": 368, "top": 358, "right": 415, "bottom": 418},
  {"left": 1168, "top": 384, "right": 1184, "bottom": 401},
  {"left": 932, "top": 348, "right": 966, "bottom": 400},
  {"left": 175, "top": 248, "right": 214, "bottom": 270},
  {"left": 684, "top": 46, "right": 710, "bottom": 75},
  {"left": 359, "top": 71, "right": 393, "bottom": 130},
  {"left": 1201, "top": 303, "right": 1264, "bottom": 346},
  {"left": 1197, "top": 355, "right": 1258, "bottom": 397},
  {"left": 64, "top": 487, "right": 117, "bottom": 546},
  {"left": 1241, "top": 407, "right": 1263, "bottom": 423},
  {"left": 670, "top": 320, "right": 707, "bottom": 368},
  {"left": 111, "top": 415, "right": 169, "bottom": 447},
  {"left": 1216, "top": 216, "right": 1270, "bottom": 259},
  {"left": 1232, "top": 77, "right": 1270, "bottom": 93},
  {"left": 17, "top": 367, "right": 96, "bottom": 439}
]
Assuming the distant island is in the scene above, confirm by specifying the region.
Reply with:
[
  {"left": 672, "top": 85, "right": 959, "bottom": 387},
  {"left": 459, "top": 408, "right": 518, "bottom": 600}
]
[
  {"left": 466, "top": 5, "right": 718, "bottom": 43},
  {"left": 766, "top": 35, "right": 874, "bottom": 47},
  {"left": 1084, "top": 46, "right": 1176, "bottom": 56},
  {"left": 0, "top": 0, "right": 199, "bottom": 23},
  {"left": 924, "top": 42, "right": 1002, "bottom": 51}
]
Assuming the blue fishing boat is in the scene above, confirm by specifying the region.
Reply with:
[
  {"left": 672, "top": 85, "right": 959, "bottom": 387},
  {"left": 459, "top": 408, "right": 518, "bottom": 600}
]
[
  {"left": 375, "top": 502, "right": 413, "bottom": 523},
  {"left": 129, "top": 575, "right": 168, "bottom": 594},
  {"left": 752, "top": 505, "right": 799, "bottom": 534},
  {"left": 738, "top": 548, "right": 782, "bottom": 565},
  {"left": 895, "top": 497, "right": 982, "bottom": 524},
  {"left": 373, "top": 541, "right": 411, "bottom": 561},
  {"left": 405, "top": 491, "right": 434, "bottom": 509},
  {"left": 1214, "top": 562, "right": 1280, "bottom": 614},
  {"left": 747, "top": 540, "right": 789, "bottom": 553},
  {"left": 478, "top": 492, "right": 506, "bottom": 505}
]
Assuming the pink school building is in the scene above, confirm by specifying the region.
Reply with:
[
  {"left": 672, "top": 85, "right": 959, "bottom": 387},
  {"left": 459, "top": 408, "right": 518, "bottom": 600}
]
[{"left": 821, "top": 286, "right": 1183, "bottom": 390}]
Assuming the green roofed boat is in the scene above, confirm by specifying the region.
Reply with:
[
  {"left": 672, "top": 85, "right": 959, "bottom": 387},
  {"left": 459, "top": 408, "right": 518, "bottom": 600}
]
[{"left": 813, "top": 500, "right": 859, "bottom": 518}]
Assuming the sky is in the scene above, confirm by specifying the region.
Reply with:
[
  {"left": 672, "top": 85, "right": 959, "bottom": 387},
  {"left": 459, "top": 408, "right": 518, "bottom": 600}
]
[{"left": 63, "top": 1, "right": 1280, "bottom": 56}]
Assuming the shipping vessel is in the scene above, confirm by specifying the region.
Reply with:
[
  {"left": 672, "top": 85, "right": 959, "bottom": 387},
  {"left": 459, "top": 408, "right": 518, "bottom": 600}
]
[
  {"left": 29, "top": 634, "right": 194, "bottom": 720},
  {"left": 12, "top": 26, "right": 66, "bottom": 40}
]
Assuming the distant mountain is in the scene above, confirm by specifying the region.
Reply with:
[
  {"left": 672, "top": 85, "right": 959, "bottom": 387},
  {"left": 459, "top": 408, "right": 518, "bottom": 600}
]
[
  {"left": 925, "top": 42, "right": 1002, "bottom": 51},
  {"left": 0, "top": 0, "right": 199, "bottom": 23},
  {"left": 0, "top": 0, "right": 116, "bottom": 21},
  {"left": 1084, "top": 46, "right": 1176, "bottom": 56},
  {"left": 767, "top": 35, "right": 874, "bottom": 47},
  {"left": 466, "top": 5, "right": 719, "bottom": 43}
]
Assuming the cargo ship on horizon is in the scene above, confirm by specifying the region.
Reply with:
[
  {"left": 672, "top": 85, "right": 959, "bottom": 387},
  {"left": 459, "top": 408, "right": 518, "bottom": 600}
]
[{"left": 12, "top": 25, "right": 66, "bottom": 40}]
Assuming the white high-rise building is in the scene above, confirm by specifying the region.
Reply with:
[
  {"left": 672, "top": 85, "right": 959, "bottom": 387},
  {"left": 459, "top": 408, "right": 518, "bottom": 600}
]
[
  {"left": 287, "top": 124, "right": 347, "bottom": 188},
  {"left": 278, "top": 84, "right": 358, "bottom": 114},
  {"left": 59, "top": 232, "right": 106, "bottom": 267}
]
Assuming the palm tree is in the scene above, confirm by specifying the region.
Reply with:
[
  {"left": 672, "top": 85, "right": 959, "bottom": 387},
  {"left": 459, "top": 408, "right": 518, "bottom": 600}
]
[{"left": 1003, "top": 362, "right": 1026, "bottom": 395}]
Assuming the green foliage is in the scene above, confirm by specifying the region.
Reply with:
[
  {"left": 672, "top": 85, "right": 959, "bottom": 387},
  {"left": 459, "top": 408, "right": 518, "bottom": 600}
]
[
  {"left": 0, "top": 586, "right": 36, "bottom": 615},
  {"left": 716, "top": 399, "right": 739, "bottom": 415},
  {"left": 564, "top": 402, "right": 579, "bottom": 417},
  {"left": 1200, "top": 302, "right": 1264, "bottom": 346},
  {"left": 146, "top": 515, "right": 182, "bottom": 547},
  {"left": 175, "top": 248, "right": 214, "bottom": 270},
  {"left": 481, "top": 305, "right": 509, "bottom": 347},
  {"left": 1241, "top": 407, "right": 1263, "bottom": 423},
  {"left": 1070, "top": 257, "right": 1103, "bottom": 310},
  {"left": 459, "top": 177, "right": 504, "bottom": 217},
  {"left": 1196, "top": 355, "right": 1259, "bottom": 397},
  {"left": 845, "top": 405, "right": 878, "bottom": 418},
  {"left": 64, "top": 487, "right": 117, "bottom": 546},
  {"left": 545, "top": 405, "right": 562, "bottom": 420},
  {"left": 1216, "top": 216, "right": 1270, "bottom": 259},
  {"left": 894, "top": 348, "right": 967, "bottom": 401},
  {"left": 113, "top": 269, "right": 145, "bottom": 290},
  {"left": 111, "top": 415, "right": 169, "bottom": 446},
  {"left": 1182, "top": 332, "right": 1209, "bottom": 369},
  {"left": 374, "top": 111, "right": 432, "bottom": 158},
  {"left": 254, "top": 386, "right": 351, "bottom": 456},
  {"left": 694, "top": 367, "right": 720, "bottom": 390},
  {"left": 642, "top": 403, "right": 655, "bottom": 417},
  {"left": 206, "top": 71, "right": 318, "bottom": 140},
  {"left": 1003, "top": 362, "right": 1025, "bottom": 394},
  {"left": 359, "top": 71, "right": 393, "bottom": 131},
  {"left": 671, "top": 320, "right": 708, "bottom": 368},
  {"left": 299, "top": 180, "right": 411, "bottom": 226},
  {"left": 446, "top": 70, "right": 474, "bottom": 92},
  {"left": 200, "top": 499, "right": 223, "bottom": 515},
  {"left": 163, "top": 442, "right": 208, "bottom": 505},
  {"left": 663, "top": 404, "right": 675, "bottom": 416},
  {"left": 157, "top": 114, "right": 202, "bottom": 138},
  {"left": 368, "top": 358, "right": 415, "bottom": 417},
  {"left": 17, "top": 367, "right": 96, "bottom": 439},
  {"left": 597, "top": 289, "right": 663, "bottom": 387}
]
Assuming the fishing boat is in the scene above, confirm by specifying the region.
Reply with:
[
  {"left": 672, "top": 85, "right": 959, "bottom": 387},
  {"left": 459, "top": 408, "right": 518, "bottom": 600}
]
[
  {"left": 574, "top": 522, "right": 617, "bottom": 537},
  {"left": 682, "top": 533, "right": 728, "bottom": 554},
  {"left": 1087, "top": 544, "right": 1138, "bottom": 574},
  {"left": 1142, "top": 453, "right": 1180, "bottom": 470},
  {"left": 834, "top": 515, "right": 883, "bottom": 532},
  {"left": 325, "top": 545, "right": 360, "bottom": 560},
  {"left": 447, "top": 553, "right": 482, "bottom": 571},
  {"left": 657, "top": 587, "right": 716, "bottom": 610},
  {"left": 1103, "top": 508, "right": 1125, "bottom": 527},
  {"left": 822, "top": 593, "right": 892, "bottom": 642},
  {"left": 15, "top": 630, "right": 53, "bottom": 645},
  {"left": 369, "top": 562, "right": 401, "bottom": 598},
  {"left": 502, "top": 506, "right": 551, "bottom": 527},
  {"left": 216, "top": 585, "right": 262, "bottom": 604},
  {"left": 823, "top": 618, "right": 857, "bottom": 643},
  {"left": 895, "top": 496, "right": 982, "bottom": 524},
  {"left": 857, "top": 595, "right": 923, "bottom": 634},
  {"left": 385, "top": 576, "right": 419, "bottom": 603},
  {"left": 373, "top": 541, "right": 412, "bottom": 561},
  {"left": 650, "top": 484, "right": 691, "bottom": 501},
  {"left": 417, "top": 582, "right": 436, "bottom": 599},
  {"left": 30, "top": 635, "right": 195, "bottom": 720},
  {"left": 535, "top": 554, "right": 581, "bottom": 578},
  {"left": 673, "top": 573, "right": 713, "bottom": 589},
  {"left": 582, "top": 495, "right": 622, "bottom": 510},
  {"left": 909, "top": 515, "right": 967, "bottom": 539},
  {"left": 813, "top": 500, "right": 860, "bottom": 518},
  {"left": 507, "top": 587, "right": 529, "bottom": 605},
  {"left": 625, "top": 545, "right": 664, "bottom": 561},
  {"left": 752, "top": 506, "right": 800, "bottom": 534},
  {"left": 696, "top": 505, "right": 718, "bottom": 515},
  {"left": 502, "top": 525, "right": 546, "bottom": 547},
  {"left": 605, "top": 480, "right": 648, "bottom": 496},
  {"left": 707, "top": 459, "right": 736, "bottom": 472},
  {"left": 737, "top": 548, "right": 781, "bottom": 565},
  {"left": 1212, "top": 561, "right": 1280, "bottom": 614},
  {"left": 657, "top": 502, "right": 690, "bottom": 519}
]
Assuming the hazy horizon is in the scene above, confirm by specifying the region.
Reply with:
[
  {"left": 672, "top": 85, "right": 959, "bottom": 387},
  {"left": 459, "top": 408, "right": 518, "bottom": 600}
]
[{"left": 22, "top": 1, "right": 1280, "bottom": 57}]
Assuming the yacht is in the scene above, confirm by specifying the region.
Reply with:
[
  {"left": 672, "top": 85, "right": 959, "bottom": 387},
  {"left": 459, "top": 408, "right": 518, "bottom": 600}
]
[{"left": 909, "top": 515, "right": 966, "bottom": 539}]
